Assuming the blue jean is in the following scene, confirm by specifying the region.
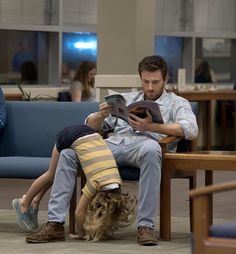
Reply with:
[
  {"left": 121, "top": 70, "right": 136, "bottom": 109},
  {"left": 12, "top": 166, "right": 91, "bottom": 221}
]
[{"left": 48, "top": 139, "right": 162, "bottom": 229}]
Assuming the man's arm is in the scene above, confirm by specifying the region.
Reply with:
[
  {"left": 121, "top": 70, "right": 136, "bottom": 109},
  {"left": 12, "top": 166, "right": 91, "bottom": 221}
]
[
  {"left": 86, "top": 102, "right": 112, "bottom": 130},
  {"left": 128, "top": 110, "right": 184, "bottom": 137}
]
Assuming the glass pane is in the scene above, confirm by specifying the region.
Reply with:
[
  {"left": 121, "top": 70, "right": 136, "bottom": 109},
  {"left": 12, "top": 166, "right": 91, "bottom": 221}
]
[
  {"left": 195, "top": 0, "right": 236, "bottom": 33},
  {"left": 155, "top": 36, "right": 183, "bottom": 84},
  {"left": 0, "top": 30, "right": 50, "bottom": 85},
  {"left": 195, "top": 38, "right": 234, "bottom": 84},
  {"left": 0, "top": 0, "right": 54, "bottom": 25},
  {"left": 156, "top": 0, "right": 193, "bottom": 32},
  {"left": 62, "top": 32, "right": 97, "bottom": 84}
]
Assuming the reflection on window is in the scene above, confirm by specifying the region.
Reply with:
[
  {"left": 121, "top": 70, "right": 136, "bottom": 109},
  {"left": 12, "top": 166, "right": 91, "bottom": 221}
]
[
  {"left": 196, "top": 38, "right": 233, "bottom": 83},
  {"left": 62, "top": 32, "right": 97, "bottom": 84},
  {"left": 155, "top": 36, "right": 183, "bottom": 83},
  {"left": 0, "top": 30, "right": 44, "bottom": 85}
]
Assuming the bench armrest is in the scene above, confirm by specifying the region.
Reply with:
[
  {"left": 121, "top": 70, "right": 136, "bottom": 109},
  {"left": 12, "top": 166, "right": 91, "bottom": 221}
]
[{"left": 190, "top": 181, "right": 236, "bottom": 197}]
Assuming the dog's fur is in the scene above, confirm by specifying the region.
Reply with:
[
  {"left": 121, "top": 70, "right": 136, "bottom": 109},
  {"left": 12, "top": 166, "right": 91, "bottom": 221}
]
[{"left": 83, "top": 188, "right": 137, "bottom": 241}]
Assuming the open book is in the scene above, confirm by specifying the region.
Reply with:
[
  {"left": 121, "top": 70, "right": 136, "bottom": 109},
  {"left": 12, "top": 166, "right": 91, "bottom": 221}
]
[{"left": 105, "top": 93, "right": 164, "bottom": 124}]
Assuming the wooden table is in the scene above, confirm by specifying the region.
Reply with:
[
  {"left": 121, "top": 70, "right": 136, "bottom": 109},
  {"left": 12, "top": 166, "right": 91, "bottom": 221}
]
[
  {"left": 161, "top": 150, "right": 236, "bottom": 240},
  {"left": 175, "top": 89, "right": 236, "bottom": 150},
  {"left": 4, "top": 93, "right": 23, "bottom": 101}
]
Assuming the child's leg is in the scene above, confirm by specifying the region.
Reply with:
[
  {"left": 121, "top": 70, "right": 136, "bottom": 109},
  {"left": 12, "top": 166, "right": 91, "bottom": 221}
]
[
  {"left": 12, "top": 145, "right": 60, "bottom": 231},
  {"left": 70, "top": 194, "right": 90, "bottom": 239},
  {"left": 19, "top": 145, "right": 60, "bottom": 212}
]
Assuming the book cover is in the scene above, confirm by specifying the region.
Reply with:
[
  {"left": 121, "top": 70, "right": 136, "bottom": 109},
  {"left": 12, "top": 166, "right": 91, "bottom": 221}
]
[{"left": 105, "top": 94, "right": 164, "bottom": 124}]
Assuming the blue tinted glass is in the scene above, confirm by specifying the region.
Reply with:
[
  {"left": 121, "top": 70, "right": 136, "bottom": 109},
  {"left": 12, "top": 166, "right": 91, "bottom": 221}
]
[
  {"left": 62, "top": 32, "right": 97, "bottom": 69},
  {"left": 155, "top": 36, "right": 183, "bottom": 83}
]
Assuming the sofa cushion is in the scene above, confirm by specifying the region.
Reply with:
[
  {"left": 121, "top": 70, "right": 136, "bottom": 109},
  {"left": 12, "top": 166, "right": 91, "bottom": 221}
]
[
  {"left": 0, "top": 157, "right": 50, "bottom": 178},
  {"left": 0, "top": 101, "right": 99, "bottom": 157},
  {"left": 118, "top": 166, "right": 140, "bottom": 181}
]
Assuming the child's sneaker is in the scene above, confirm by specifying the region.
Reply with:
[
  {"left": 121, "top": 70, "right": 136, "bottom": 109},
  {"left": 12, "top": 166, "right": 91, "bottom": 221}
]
[{"left": 12, "top": 198, "right": 32, "bottom": 232}]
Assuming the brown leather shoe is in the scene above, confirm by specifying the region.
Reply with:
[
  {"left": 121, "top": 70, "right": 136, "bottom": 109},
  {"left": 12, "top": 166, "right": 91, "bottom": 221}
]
[
  {"left": 26, "top": 221, "right": 65, "bottom": 243},
  {"left": 137, "top": 226, "right": 158, "bottom": 246}
]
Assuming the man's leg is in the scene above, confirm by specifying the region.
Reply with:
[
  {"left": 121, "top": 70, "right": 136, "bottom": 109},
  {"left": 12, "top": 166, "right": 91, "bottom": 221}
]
[
  {"left": 26, "top": 149, "right": 80, "bottom": 243},
  {"left": 106, "top": 139, "right": 162, "bottom": 245}
]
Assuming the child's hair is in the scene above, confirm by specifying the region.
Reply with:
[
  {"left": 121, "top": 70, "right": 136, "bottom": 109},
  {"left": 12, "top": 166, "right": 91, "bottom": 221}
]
[{"left": 83, "top": 188, "right": 137, "bottom": 241}]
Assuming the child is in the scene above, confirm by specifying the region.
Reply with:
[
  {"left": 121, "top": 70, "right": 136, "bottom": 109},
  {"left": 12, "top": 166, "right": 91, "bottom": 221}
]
[{"left": 13, "top": 124, "right": 136, "bottom": 240}]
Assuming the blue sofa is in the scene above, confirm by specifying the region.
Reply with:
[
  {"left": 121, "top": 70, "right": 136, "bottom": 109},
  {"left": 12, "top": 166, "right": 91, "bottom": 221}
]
[{"left": 0, "top": 101, "right": 99, "bottom": 179}]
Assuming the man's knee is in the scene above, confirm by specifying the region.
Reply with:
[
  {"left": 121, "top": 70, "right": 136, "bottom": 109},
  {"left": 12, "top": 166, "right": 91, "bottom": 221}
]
[
  {"left": 140, "top": 140, "right": 162, "bottom": 159},
  {"left": 59, "top": 149, "right": 79, "bottom": 169}
]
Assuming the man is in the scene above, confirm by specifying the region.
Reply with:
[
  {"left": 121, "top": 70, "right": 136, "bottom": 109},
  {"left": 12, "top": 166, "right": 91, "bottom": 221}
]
[{"left": 26, "top": 55, "right": 198, "bottom": 245}]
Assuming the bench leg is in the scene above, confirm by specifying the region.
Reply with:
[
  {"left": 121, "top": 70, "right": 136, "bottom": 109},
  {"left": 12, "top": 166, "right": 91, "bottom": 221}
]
[
  {"left": 160, "top": 166, "right": 171, "bottom": 241},
  {"left": 69, "top": 183, "right": 77, "bottom": 234}
]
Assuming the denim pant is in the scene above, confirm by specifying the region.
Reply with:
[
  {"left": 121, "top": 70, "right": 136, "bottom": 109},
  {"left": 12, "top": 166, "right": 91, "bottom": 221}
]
[{"left": 48, "top": 139, "right": 162, "bottom": 229}]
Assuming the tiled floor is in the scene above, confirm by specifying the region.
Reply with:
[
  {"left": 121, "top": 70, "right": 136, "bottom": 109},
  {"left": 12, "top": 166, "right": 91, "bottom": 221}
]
[
  {"left": 0, "top": 170, "right": 236, "bottom": 254},
  {"left": 0, "top": 210, "right": 193, "bottom": 254}
]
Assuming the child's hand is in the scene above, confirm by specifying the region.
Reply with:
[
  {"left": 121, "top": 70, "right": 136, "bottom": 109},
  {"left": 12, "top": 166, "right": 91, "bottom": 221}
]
[{"left": 68, "top": 233, "right": 85, "bottom": 240}]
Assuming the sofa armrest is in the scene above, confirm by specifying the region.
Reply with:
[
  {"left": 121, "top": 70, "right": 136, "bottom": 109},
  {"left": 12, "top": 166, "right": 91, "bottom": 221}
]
[{"left": 158, "top": 136, "right": 180, "bottom": 153}]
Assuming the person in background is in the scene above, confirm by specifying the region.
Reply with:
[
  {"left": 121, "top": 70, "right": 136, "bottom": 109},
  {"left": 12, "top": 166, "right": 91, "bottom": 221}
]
[
  {"left": 70, "top": 61, "right": 96, "bottom": 102},
  {"left": 194, "top": 58, "right": 213, "bottom": 83},
  {"left": 0, "top": 86, "right": 6, "bottom": 131},
  {"left": 20, "top": 61, "right": 38, "bottom": 84},
  {"left": 12, "top": 41, "right": 33, "bottom": 73},
  {"left": 23, "top": 55, "right": 198, "bottom": 246}
]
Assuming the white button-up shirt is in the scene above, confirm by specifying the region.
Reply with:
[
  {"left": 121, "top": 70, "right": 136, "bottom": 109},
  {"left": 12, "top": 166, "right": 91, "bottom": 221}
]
[{"left": 102, "top": 90, "right": 198, "bottom": 152}]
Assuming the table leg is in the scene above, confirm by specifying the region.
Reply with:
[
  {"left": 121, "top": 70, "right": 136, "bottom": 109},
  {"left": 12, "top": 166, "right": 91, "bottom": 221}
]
[
  {"left": 205, "top": 101, "right": 212, "bottom": 150},
  {"left": 205, "top": 170, "right": 213, "bottom": 225}
]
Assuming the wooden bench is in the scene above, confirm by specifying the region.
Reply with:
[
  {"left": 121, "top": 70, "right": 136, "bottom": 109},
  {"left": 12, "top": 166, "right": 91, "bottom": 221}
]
[{"left": 161, "top": 150, "right": 236, "bottom": 240}]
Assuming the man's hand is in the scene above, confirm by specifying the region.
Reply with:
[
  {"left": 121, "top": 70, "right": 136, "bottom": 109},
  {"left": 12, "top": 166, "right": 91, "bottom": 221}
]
[
  {"left": 99, "top": 102, "right": 112, "bottom": 119},
  {"left": 128, "top": 109, "right": 153, "bottom": 131}
]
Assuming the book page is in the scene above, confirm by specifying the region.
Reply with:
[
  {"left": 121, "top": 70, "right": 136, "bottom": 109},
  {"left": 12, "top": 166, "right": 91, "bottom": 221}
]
[
  {"left": 127, "top": 100, "right": 164, "bottom": 124},
  {"left": 107, "top": 89, "right": 121, "bottom": 96},
  {"left": 105, "top": 94, "right": 128, "bottom": 122}
]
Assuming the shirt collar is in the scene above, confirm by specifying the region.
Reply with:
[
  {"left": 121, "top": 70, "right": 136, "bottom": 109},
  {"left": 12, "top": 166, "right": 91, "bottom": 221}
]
[{"left": 142, "top": 90, "right": 167, "bottom": 106}]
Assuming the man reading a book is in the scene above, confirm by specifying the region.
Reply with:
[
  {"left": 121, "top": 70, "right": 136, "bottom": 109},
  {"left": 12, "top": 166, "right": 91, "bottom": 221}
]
[{"left": 26, "top": 55, "right": 198, "bottom": 246}]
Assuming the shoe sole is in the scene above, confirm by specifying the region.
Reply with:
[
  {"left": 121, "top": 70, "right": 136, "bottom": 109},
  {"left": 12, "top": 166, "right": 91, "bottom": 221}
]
[
  {"left": 26, "top": 238, "right": 65, "bottom": 243},
  {"left": 138, "top": 241, "right": 158, "bottom": 246},
  {"left": 12, "top": 199, "right": 32, "bottom": 232}
]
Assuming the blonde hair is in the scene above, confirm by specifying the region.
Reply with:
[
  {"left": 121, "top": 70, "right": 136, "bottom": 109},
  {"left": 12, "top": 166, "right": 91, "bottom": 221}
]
[{"left": 83, "top": 189, "right": 137, "bottom": 241}]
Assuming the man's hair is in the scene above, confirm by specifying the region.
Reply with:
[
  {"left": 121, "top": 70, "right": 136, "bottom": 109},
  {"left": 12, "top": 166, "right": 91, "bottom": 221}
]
[
  {"left": 83, "top": 189, "right": 137, "bottom": 241},
  {"left": 138, "top": 55, "right": 168, "bottom": 80}
]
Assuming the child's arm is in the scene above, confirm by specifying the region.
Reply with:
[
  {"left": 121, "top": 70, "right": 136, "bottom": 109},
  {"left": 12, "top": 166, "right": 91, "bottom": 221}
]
[{"left": 71, "top": 193, "right": 90, "bottom": 239}]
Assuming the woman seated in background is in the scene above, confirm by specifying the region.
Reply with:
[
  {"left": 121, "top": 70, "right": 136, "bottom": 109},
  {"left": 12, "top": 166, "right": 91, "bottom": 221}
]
[
  {"left": 0, "top": 86, "right": 6, "bottom": 132},
  {"left": 70, "top": 61, "right": 96, "bottom": 102},
  {"left": 194, "top": 58, "right": 213, "bottom": 83},
  {"left": 20, "top": 61, "right": 38, "bottom": 84}
]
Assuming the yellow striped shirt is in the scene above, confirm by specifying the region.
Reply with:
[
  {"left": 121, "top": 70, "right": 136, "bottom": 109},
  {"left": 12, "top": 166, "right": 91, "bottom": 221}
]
[{"left": 71, "top": 133, "right": 122, "bottom": 199}]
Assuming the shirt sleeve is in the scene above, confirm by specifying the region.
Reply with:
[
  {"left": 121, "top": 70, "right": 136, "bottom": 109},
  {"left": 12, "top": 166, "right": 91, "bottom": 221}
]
[
  {"left": 172, "top": 98, "right": 198, "bottom": 140},
  {"left": 69, "top": 81, "right": 83, "bottom": 94}
]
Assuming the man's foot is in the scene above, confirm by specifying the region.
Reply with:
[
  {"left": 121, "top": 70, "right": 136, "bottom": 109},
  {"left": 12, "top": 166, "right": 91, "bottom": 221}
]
[
  {"left": 29, "top": 206, "right": 39, "bottom": 229},
  {"left": 137, "top": 226, "right": 158, "bottom": 246},
  {"left": 12, "top": 198, "right": 32, "bottom": 232},
  {"left": 26, "top": 222, "right": 65, "bottom": 243}
]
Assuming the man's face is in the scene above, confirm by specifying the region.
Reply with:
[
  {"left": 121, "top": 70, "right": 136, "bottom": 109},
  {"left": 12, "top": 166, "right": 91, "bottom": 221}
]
[{"left": 141, "top": 70, "right": 166, "bottom": 101}]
